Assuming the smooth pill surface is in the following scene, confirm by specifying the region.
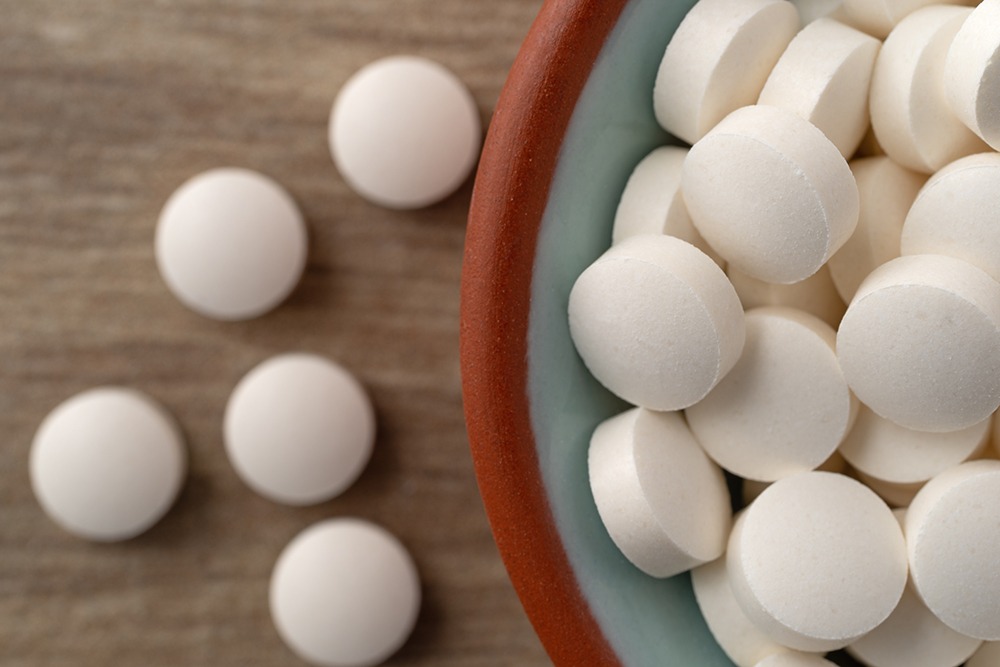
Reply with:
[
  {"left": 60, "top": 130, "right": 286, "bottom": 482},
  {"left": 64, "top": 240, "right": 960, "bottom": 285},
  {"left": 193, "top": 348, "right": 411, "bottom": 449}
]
[
  {"left": 848, "top": 518, "right": 983, "bottom": 667},
  {"left": 753, "top": 654, "right": 835, "bottom": 667},
  {"left": 30, "top": 387, "right": 186, "bottom": 541},
  {"left": 869, "top": 5, "right": 987, "bottom": 173},
  {"left": 589, "top": 408, "right": 731, "bottom": 578},
  {"left": 686, "top": 307, "right": 856, "bottom": 482},
  {"left": 224, "top": 353, "right": 375, "bottom": 506},
  {"left": 857, "top": 472, "right": 924, "bottom": 508},
  {"left": 568, "top": 235, "right": 745, "bottom": 411},
  {"left": 901, "top": 152, "right": 1000, "bottom": 282},
  {"left": 944, "top": 0, "right": 1000, "bottom": 150},
  {"left": 692, "top": 554, "right": 791, "bottom": 667},
  {"left": 758, "top": 18, "right": 880, "bottom": 158},
  {"left": 907, "top": 461, "right": 1000, "bottom": 640},
  {"left": 728, "top": 472, "right": 907, "bottom": 652},
  {"left": 841, "top": 0, "right": 975, "bottom": 39},
  {"left": 270, "top": 518, "right": 420, "bottom": 667},
  {"left": 790, "top": 0, "right": 844, "bottom": 24},
  {"left": 837, "top": 254, "right": 1000, "bottom": 432},
  {"left": 653, "top": 0, "right": 799, "bottom": 144},
  {"left": 727, "top": 265, "right": 845, "bottom": 328},
  {"left": 156, "top": 168, "right": 307, "bottom": 321},
  {"left": 329, "top": 55, "right": 481, "bottom": 209},
  {"left": 611, "top": 146, "right": 721, "bottom": 265},
  {"left": 827, "top": 156, "right": 926, "bottom": 303},
  {"left": 968, "top": 642, "right": 1000, "bottom": 667},
  {"left": 682, "top": 105, "right": 859, "bottom": 284},
  {"left": 839, "top": 405, "right": 990, "bottom": 484}
]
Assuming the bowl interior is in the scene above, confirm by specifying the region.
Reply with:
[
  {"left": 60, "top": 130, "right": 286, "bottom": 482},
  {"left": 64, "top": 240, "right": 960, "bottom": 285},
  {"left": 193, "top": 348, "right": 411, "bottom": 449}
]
[{"left": 522, "top": 0, "right": 734, "bottom": 664}]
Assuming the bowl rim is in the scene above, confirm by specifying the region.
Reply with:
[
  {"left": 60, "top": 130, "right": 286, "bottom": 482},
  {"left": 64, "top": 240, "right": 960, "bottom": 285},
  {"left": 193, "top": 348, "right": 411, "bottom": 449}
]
[{"left": 459, "top": 0, "right": 630, "bottom": 664}]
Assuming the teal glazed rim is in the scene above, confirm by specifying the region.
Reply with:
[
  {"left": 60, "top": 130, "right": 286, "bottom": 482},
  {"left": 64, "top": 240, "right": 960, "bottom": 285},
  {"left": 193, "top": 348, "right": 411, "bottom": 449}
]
[{"left": 461, "top": 0, "right": 733, "bottom": 665}]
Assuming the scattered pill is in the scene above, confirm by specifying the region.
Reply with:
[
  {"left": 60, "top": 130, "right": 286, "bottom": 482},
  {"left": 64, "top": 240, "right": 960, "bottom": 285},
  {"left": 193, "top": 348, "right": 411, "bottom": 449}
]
[
  {"left": 758, "top": 18, "right": 880, "bottom": 158},
  {"left": 944, "top": 0, "right": 1000, "bottom": 151},
  {"left": 270, "top": 518, "right": 420, "bottom": 667},
  {"left": 728, "top": 472, "right": 907, "bottom": 652},
  {"left": 30, "top": 387, "right": 186, "bottom": 542},
  {"left": 329, "top": 55, "right": 481, "bottom": 209},
  {"left": 901, "top": 152, "right": 1000, "bottom": 283},
  {"left": 847, "top": 509, "right": 983, "bottom": 667},
  {"left": 840, "top": 0, "right": 975, "bottom": 39},
  {"left": 839, "top": 405, "right": 990, "bottom": 485},
  {"left": 827, "top": 156, "right": 926, "bottom": 303},
  {"left": 855, "top": 471, "right": 925, "bottom": 508},
  {"left": 753, "top": 653, "right": 835, "bottom": 667},
  {"left": 741, "top": 451, "right": 848, "bottom": 506},
  {"left": 837, "top": 254, "right": 1000, "bottom": 433},
  {"left": 727, "top": 265, "right": 845, "bottom": 329},
  {"left": 568, "top": 235, "right": 745, "bottom": 411},
  {"left": 682, "top": 105, "right": 859, "bottom": 284},
  {"left": 611, "top": 146, "right": 722, "bottom": 266},
  {"left": 224, "top": 353, "right": 375, "bottom": 506},
  {"left": 155, "top": 167, "right": 307, "bottom": 321},
  {"left": 907, "top": 461, "right": 1000, "bottom": 640},
  {"left": 589, "top": 408, "right": 731, "bottom": 578},
  {"left": 869, "top": 5, "right": 988, "bottom": 174},
  {"left": 686, "top": 308, "right": 856, "bottom": 482},
  {"left": 653, "top": 0, "right": 799, "bottom": 144},
  {"left": 692, "top": 553, "right": 792, "bottom": 667}
]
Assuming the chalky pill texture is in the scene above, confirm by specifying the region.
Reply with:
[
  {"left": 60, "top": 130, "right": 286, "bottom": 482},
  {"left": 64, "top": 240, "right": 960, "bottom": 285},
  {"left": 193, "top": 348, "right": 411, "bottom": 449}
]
[
  {"left": 30, "top": 387, "right": 186, "bottom": 542},
  {"left": 837, "top": 254, "right": 1000, "bottom": 433},
  {"left": 224, "top": 353, "right": 375, "bottom": 506},
  {"left": 686, "top": 307, "right": 856, "bottom": 482},
  {"left": 944, "top": 0, "right": 1000, "bottom": 151},
  {"left": 155, "top": 167, "right": 308, "bottom": 321},
  {"left": 329, "top": 55, "right": 481, "bottom": 209},
  {"left": 270, "top": 518, "right": 420, "bottom": 667},
  {"left": 653, "top": 0, "right": 799, "bottom": 144},
  {"left": 589, "top": 409, "right": 731, "bottom": 578},
  {"left": 682, "top": 105, "right": 859, "bottom": 284},
  {"left": 841, "top": 0, "right": 976, "bottom": 39},
  {"left": 727, "top": 472, "right": 907, "bottom": 652},
  {"left": 906, "top": 461, "right": 1000, "bottom": 640},
  {"left": 753, "top": 653, "right": 836, "bottom": 667},
  {"left": 568, "top": 235, "right": 745, "bottom": 411}
]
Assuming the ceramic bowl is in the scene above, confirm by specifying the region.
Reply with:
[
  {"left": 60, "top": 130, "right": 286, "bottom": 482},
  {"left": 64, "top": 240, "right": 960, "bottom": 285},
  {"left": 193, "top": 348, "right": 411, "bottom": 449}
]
[{"left": 459, "top": 0, "right": 737, "bottom": 664}]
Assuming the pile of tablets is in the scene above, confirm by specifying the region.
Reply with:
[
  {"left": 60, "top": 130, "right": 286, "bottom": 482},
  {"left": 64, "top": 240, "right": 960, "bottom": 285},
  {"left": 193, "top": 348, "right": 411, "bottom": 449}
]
[
  {"left": 28, "top": 55, "right": 481, "bottom": 667},
  {"left": 571, "top": 0, "right": 1000, "bottom": 665}
]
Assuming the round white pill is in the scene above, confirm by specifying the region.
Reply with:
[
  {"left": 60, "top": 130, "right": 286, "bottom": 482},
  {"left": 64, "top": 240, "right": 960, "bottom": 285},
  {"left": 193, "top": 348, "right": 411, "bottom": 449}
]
[
  {"left": 790, "top": 0, "right": 844, "bottom": 25},
  {"left": 568, "top": 235, "right": 745, "bottom": 411},
  {"left": 901, "top": 152, "right": 1000, "bottom": 283},
  {"left": 907, "top": 460, "right": 1000, "bottom": 639},
  {"left": 686, "top": 308, "right": 856, "bottom": 482},
  {"left": 224, "top": 353, "right": 375, "bottom": 506},
  {"left": 653, "top": 0, "right": 799, "bottom": 144},
  {"left": 753, "top": 654, "right": 835, "bottom": 667},
  {"left": 968, "top": 642, "right": 1000, "bottom": 667},
  {"left": 741, "top": 451, "right": 848, "bottom": 506},
  {"left": 856, "top": 471, "right": 925, "bottom": 508},
  {"left": 329, "top": 55, "right": 481, "bottom": 209},
  {"left": 837, "top": 254, "right": 1000, "bottom": 433},
  {"left": 692, "top": 554, "right": 792, "bottom": 667},
  {"left": 839, "top": 405, "right": 990, "bottom": 485},
  {"left": 944, "top": 0, "right": 1000, "bottom": 150},
  {"left": 727, "top": 265, "right": 845, "bottom": 329},
  {"left": 30, "top": 387, "right": 186, "bottom": 542},
  {"left": 728, "top": 472, "right": 907, "bottom": 652},
  {"left": 611, "top": 146, "right": 722, "bottom": 265},
  {"left": 758, "top": 18, "right": 881, "bottom": 158},
  {"left": 156, "top": 168, "right": 307, "bottom": 321},
  {"left": 589, "top": 408, "right": 731, "bottom": 578},
  {"left": 848, "top": 510, "right": 983, "bottom": 667},
  {"left": 841, "top": 0, "right": 976, "bottom": 39},
  {"left": 869, "top": 5, "right": 988, "bottom": 174},
  {"left": 270, "top": 518, "right": 420, "bottom": 667},
  {"left": 682, "top": 105, "right": 859, "bottom": 284},
  {"left": 827, "top": 156, "right": 926, "bottom": 303}
]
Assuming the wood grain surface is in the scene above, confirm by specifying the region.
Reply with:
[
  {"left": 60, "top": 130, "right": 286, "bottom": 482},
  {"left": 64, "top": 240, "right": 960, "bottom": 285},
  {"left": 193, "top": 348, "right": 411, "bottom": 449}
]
[{"left": 0, "top": 2, "right": 550, "bottom": 665}]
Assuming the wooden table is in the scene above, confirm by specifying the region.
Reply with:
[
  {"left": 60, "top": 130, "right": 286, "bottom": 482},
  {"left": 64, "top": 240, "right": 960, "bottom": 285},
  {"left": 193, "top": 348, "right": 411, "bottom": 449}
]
[{"left": 0, "top": 2, "right": 550, "bottom": 664}]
